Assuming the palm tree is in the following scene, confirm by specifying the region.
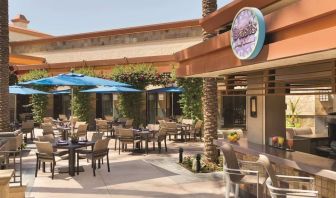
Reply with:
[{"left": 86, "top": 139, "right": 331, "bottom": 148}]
[
  {"left": 0, "top": 0, "right": 11, "bottom": 131},
  {"left": 202, "top": 0, "right": 218, "bottom": 162}
]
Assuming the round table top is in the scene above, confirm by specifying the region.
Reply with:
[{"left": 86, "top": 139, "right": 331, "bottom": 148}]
[{"left": 53, "top": 141, "right": 95, "bottom": 149}]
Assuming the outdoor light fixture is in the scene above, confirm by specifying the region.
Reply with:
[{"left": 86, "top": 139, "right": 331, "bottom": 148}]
[{"left": 250, "top": 96, "right": 257, "bottom": 117}]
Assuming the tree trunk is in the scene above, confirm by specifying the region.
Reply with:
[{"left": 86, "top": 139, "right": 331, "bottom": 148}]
[
  {"left": 202, "top": 0, "right": 218, "bottom": 162},
  {"left": 0, "top": 0, "right": 10, "bottom": 132}
]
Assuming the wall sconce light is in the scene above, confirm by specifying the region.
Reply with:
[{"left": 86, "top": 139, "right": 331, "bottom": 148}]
[{"left": 250, "top": 96, "right": 257, "bottom": 117}]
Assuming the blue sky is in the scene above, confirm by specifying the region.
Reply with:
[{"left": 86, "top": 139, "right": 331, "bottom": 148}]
[{"left": 9, "top": 0, "right": 231, "bottom": 36}]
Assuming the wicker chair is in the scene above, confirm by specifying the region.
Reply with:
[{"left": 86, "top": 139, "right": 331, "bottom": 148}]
[
  {"left": 59, "top": 114, "right": 68, "bottom": 121},
  {"left": 104, "top": 115, "right": 113, "bottom": 121},
  {"left": 21, "top": 120, "right": 35, "bottom": 141},
  {"left": 35, "top": 141, "right": 67, "bottom": 179},
  {"left": 41, "top": 123, "right": 55, "bottom": 136},
  {"left": 43, "top": 117, "right": 53, "bottom": 124},
  {"left": 258, "top": 154, "right": 318, "bottom": 198},
  {"left": 76, "top": 124, "right": 88, "bottom": 139},
  {"left": 188, "top": 120, "right": 203, "bottom": 141},
  {"left": 118, "top": 128, "right": 141, "bottom": 154},
  {"left": 165, "top": 122, "right": 179, "bottom": 140},
  {"left": 152, "top": 125, "right": 167, "bottom": 153},
  {"left": 221, "top": 143, "right": 266, "bottom": 198},
  {"left": 37, "top": 134, "right": 55, "bottom": 143},
  {"left": 77, "top": 138, "right": 111, "bottom": 176},
  {"left": 96, "top": 120, "right": 109, "bottom": 136},
  {"left": 124, "top": 119, "right": 134, "bottom": 128}
]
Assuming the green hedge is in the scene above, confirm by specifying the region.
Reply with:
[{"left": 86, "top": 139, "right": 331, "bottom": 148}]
[
  {"left": 110, "top": 64, "right": 172, "bottom": 127},
  {"left": 177, "top": 78, "right": 203, "bottom": 120},
  {"left": 19, "top": 70, "right": 49, "bottom": 124}
]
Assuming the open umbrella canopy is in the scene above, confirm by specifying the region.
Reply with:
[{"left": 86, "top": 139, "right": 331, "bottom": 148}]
[
  {"left": 81, "top": 86, "right": 142, "bottom": 93},
  {"left": 9, "top": 85, "right": 49, "bottom": 95},
  {"left": 147, "top": 87, "right": 183, "bottom": 93},
  {"left": 20, "top": 72, "right": 131, "bottom": 87},
  {"left": 49, "top": 89, "right": 71, "bottom": 95}
]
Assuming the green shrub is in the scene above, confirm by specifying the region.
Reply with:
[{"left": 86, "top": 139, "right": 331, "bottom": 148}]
[
  {"left": 19, "top": 70, "right": 49, "bottom": 124},
  {"left": 110, "top": 64, "right": 172, "bottom": 127},
  {"left": 177, "top": 78, "right": 203, "bottom": 120}
]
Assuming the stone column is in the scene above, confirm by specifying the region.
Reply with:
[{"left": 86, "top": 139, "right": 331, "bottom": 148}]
[{"left": 0, "top": 169, "right": 14, "bottom": 198}]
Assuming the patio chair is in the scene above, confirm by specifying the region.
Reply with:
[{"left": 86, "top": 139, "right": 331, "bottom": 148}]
[
  {"left": 21, "top": 120, "right": 35, "bottom": 141},
  {"left": 37, "top": 134, "right": 55, "bottom": 143},
  {"left": 258, "top": 154, "right": 318, "bottom": 198},
  {"left": 59, "top": 114, "right": 68, "bottom": 121},
  {"left": 91, "top": 132, "right": 104, "bottom": 142},
  {"left": 74, "top": 121, "right": 86, "bottom": 129},
  {"left": 96, "top": 119, "right": 110, "bottom": 136},
  {"left": 76, "top": 124, "right": 88, "bottom": 139},
  {"left": 41, "top": 123, "right": 55, "bottom": 136},
  {"left": 43, "top": 117, "right": 53, "bottom": 124},
  {"left": 124, "top": 119, "right": 134, "bottom": 128},
  {"left": 37, "top": 135, "right": 68, "bottom": 156},
  {"left": 187, "top": 120, "right": 203, "bottom": 141},
  {"left": 165, "top": 122, "right": 179, "bottom": 140},
  {"left": 221, "top": 143, "right": 266, "bottom": 198},
  {"left": 76, "top": 138, "right": 111, "bottom": 176},
  {"left": 35, "top": 141, "right": 67, "bottom": 179},
  {"left": 118, "top": 128, "right": 141, "bottom": 154},
  {"left": 152, "top": 125, "right": 167, "bottom": 153},
  {"left": 113, "top": 125, "right": 123, "bottom": 150},
  {"left": 104, "top": 115, "right": 113, "bottom": 121}
]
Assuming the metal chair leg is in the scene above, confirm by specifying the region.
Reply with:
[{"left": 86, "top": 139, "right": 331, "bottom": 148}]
[
  {"left": 106, "top": 150, "right": 110, "bottom": 172},
  {"left": 35, "top": 155, "right": 38, "bottom": 177}
]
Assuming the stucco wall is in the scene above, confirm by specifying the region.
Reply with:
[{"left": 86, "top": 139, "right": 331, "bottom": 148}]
[
  {"left": 9, "top": 31, "right": 42, "bottom": 42},
  {"left": 17, "top": 37, "right": 201, "bottom": 63}
]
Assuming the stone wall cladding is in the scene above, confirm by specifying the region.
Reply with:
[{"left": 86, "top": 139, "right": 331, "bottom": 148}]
[
  {"left": 12, "top": 27, "right": 202, "bottom": 54},
  {"left": 234, "top": 152, "right": 334, "bottom": 198}
]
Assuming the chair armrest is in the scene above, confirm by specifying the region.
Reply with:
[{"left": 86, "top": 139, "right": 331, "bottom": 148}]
[
  {"left": 276, "top": 175, "right": 315, "bottom": 182},
  {"left": 224, "top": 167, "right": 259, "bottom": 175}
]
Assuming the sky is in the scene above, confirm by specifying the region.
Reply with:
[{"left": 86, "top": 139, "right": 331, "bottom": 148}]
[{"left": 9, "top": 0, "right": 232, "bottom": 36}]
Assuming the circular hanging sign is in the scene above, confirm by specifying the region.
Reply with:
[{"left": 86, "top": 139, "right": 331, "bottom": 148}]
[{"left": 230, "top": 7, "right": 266, "bottom": 60}]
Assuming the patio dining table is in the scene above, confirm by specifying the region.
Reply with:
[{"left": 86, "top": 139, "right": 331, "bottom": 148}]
[
  {"left": 133, "top": 129, "right": 157, "bottom": 154},
  {"left": 52, "top": 141, "right": 95, "bottom": 176}
]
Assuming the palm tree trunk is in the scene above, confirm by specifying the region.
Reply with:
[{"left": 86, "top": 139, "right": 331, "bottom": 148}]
[
  {"left": 202, "top": 0, "right": 218, "bottom": 162},
  {"left": 0, "top": 0, "right": 11, "bottom": 131}
]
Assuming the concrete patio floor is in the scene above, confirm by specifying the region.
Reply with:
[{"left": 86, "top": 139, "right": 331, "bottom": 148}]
[{"left": 20, "top": 130, "right": 226, "bottom": 198}]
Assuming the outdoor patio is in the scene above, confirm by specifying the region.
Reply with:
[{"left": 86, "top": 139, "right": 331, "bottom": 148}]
[{"left": 22, "top": 129, "right": 224, "bottom": 198}]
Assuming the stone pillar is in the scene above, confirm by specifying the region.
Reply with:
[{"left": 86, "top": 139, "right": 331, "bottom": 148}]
[
  {"left": 246, "top": 72, "right": 286, "bottom": 144},
  {"left": 0, "top": 169, "right": 14, "bottom": 198}
]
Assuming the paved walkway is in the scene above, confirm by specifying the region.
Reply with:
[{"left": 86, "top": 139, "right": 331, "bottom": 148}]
[{"left": 21, "top": 130, "right": 225, "bottom": 198}]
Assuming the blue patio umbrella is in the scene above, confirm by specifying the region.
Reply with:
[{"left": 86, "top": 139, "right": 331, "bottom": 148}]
[
  {"left": 49, "top": 89, "right": 71, "bottom": 95},
  {"left": 81, "top": 86, "right": 142, "bottom": 93},
  {"left": 147, "top": 87, "right": 183, "bottom": 93},
  {"left": 20, "top": 72, "right": 131, "bottom": 116},
  {"left": 81, "top": 86, "right": 142, "bottom": 117},
  {"left": 9, "top": 85, "right": 49, "bottom": 122},
  {"left": 10, "top": 85, "right": 49, "bottom": 95},
  {"left": 147, "top": 86, "right": 183, "bottom": 117}
]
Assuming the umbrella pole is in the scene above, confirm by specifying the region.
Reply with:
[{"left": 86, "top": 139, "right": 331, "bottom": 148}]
[
  {"left": 14, "top": 95, "right": 17, "bottom": 123},
  {"left": 171, "top": 93, "right": 174, "bottom": 118},
  {"left": 71, "top": 87, "right": 74, "bottom": 132}
]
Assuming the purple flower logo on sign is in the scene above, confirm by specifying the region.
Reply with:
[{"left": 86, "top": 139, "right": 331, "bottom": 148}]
[{"left": 230, "top": 7, "right": 265, "bottom": 60}]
